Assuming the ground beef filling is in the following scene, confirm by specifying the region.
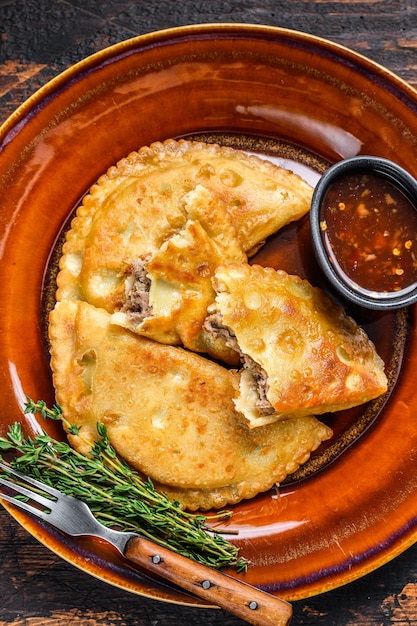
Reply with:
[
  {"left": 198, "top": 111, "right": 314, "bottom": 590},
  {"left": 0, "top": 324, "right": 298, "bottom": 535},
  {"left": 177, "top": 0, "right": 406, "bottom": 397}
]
[
  {"left": 122, "top": 258, "right": 152, "bottom": 323},
  {"left": 203, "top": 313, "right": 275, "bottom": 416}
]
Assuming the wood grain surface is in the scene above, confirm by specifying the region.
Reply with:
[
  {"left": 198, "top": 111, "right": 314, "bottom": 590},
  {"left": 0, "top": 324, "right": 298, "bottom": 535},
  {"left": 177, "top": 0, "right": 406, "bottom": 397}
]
[{"left": 2, "top": 1, "right": 417, "bottom": 624}]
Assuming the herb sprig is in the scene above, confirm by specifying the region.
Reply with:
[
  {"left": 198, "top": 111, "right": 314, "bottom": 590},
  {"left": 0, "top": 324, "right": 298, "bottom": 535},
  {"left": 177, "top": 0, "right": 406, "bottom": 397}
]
[{"left": 0, "top": 398, "right": 247, "bottom": 572}]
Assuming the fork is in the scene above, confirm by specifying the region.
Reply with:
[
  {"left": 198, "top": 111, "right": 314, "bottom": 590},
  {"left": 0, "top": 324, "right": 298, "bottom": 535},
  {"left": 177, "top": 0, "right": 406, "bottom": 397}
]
[{"left": 0, "top": 462, "right": 292, "bottom": 626}]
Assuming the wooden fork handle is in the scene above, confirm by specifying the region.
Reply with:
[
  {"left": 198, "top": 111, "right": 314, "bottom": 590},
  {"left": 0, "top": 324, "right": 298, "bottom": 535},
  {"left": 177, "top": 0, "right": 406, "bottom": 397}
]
[{"left": 124, "top": 536, "right": 292, "bottom": 626}]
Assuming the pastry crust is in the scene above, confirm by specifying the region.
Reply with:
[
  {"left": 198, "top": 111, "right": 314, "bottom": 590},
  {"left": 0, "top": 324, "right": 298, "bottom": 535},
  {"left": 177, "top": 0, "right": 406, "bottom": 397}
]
[
  {"left": 57, "top": 139, "right": 313, "bottom": 314},
  {"left": 207, "top": 264, "right": 388, "bottom": 428},
  {"left": 49, "top": 299, "right": 332, "bottom": 510},
  {"left": 111, "top": 218, "right": 245, "bottom": 364}
]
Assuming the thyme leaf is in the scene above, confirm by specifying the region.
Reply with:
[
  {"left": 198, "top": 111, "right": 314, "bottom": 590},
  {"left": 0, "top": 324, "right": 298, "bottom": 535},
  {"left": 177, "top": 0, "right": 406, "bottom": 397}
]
[{"left": 0, "top": 398, "right": 248, "bottom": 572}]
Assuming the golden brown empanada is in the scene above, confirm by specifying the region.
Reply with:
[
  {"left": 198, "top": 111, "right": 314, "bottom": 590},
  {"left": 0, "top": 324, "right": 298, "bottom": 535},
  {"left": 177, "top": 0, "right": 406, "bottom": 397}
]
[
  {"left": 111, "top": 219, "right": 245, "bottom": 364},
  {"left": 205, "top": 264, "right": 388, "bottom": 428},
  {"left": 56, "top": 139, "right": 313, "bottom": 313},
  {"left": 49, "top": 299, "right": 332, "bottom": 510}
]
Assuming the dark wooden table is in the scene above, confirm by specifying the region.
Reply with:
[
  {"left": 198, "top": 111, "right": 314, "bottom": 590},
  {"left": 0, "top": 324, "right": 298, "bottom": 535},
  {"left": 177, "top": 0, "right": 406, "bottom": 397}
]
[{"left": 2, "top": 1, "right": 417, "bottom": 624}]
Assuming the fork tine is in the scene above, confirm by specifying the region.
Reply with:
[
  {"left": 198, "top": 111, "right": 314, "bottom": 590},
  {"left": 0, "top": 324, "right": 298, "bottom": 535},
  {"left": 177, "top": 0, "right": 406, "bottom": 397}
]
[
  {"left": 0, "top": 462, "right": 63, "bottom": 499},
  {"left": 0, "top": 489, "right": 52, "bottom": 522},
  {"left": 0, "top": 475, "right": 55, "bottom": 509}
]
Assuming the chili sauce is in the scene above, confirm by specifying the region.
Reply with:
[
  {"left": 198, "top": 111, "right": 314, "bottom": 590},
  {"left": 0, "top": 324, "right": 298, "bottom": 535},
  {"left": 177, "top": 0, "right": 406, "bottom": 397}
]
[{"left": 320, "top": 171, "right": 417, "bottom": 294}]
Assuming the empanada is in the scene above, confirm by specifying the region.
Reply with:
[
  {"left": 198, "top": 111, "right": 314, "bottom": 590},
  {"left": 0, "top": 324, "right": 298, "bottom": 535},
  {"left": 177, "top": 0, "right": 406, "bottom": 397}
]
[
  {"left": 205, "top": 264, "right": 388, "bottom": 428},
  {"left": 57, "top": 139, "right": 313, "bottom": 313},
  {"left": 49, "top": 299, "right": 332, "bottom": 510},
  {"left": 111, "top": 219, "right": 245, "bottom": 364}
]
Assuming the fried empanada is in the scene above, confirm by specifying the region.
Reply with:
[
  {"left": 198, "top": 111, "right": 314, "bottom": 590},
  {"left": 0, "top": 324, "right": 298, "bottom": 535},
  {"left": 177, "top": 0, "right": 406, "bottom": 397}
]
[
  {"left": 49, "top": 299, "right": 332, "bottom": 510},
  {"left": 205, "top": 264, "right": 388, "bottom": 428},
  {"left": 56, "top": 139, "right": 313, "bottom": 312},
  {"left": 111, "top": 219, "right": 245, "bottom": 364}
]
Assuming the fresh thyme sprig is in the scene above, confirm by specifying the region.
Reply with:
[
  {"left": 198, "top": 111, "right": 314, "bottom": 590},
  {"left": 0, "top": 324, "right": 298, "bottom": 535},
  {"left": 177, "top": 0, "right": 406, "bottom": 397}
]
[{"left": 0, "top": 398, "right": 248, "bottom": 572}]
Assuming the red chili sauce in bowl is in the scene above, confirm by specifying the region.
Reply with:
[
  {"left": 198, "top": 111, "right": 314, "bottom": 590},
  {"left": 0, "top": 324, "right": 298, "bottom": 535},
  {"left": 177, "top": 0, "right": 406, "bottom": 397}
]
[{"left": 320, "top": 171, "right": 417, "bottom": 295}]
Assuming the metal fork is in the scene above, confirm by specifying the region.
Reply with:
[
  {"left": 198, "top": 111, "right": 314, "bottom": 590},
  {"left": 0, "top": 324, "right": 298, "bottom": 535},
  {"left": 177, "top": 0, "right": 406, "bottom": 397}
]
[{"left": 0, "top": 462, "right": 292, "bottom": 626}]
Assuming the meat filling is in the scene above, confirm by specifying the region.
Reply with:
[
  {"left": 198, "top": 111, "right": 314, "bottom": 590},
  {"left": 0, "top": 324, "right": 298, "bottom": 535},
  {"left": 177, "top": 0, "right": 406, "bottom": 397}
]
[
  {"left": 122, "top": 258, "right": 152, "bottom": 323},
  {"left": 204, "top": 313, "right": 275, "bottom": 416}
]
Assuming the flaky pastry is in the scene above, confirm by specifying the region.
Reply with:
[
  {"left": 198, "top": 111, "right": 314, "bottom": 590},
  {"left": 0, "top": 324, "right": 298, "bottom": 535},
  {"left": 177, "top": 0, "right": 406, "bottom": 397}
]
[
  {"left": 205, "top": 264, "right": 388, "bottom": 428},
  {"left": 56, "top": 139, "right": 313, "bottom": 314},
  {"left": 111, "top": 218, "right": 245, "bottom": 364},
  {"left": 49, "top": 299, "right": 332, "bottom": 510}
]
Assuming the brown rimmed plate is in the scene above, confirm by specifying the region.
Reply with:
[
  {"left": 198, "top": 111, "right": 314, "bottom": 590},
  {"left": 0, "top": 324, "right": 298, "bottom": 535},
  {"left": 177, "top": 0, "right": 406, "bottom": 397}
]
[{"left": 1, "top": 23, "right": 417, "bottom": 605}]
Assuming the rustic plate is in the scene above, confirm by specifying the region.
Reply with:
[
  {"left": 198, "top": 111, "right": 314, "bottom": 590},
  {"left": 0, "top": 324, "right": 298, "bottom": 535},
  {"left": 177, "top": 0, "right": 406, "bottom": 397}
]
[{"left": 1, "top": 23, "right": 417, "bottom": 605}]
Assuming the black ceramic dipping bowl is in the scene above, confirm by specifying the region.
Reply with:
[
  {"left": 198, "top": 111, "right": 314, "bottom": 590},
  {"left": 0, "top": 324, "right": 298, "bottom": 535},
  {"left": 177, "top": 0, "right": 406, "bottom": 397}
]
[{"left": 310, "top": 156, "right": 417, "bottom": 310}]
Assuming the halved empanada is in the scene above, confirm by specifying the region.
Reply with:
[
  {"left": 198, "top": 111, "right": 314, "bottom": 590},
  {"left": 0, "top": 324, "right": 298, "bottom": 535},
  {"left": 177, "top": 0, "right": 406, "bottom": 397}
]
[
  {"left": 56, "top": 139, "right": 313, "bottom": 311},
  {"left": 111, "top": 219, "right": 245, "bottom": 364},
  {"left": 205, "top": 264, "right": 388, "bottom": 428},
  {"left": 49, "top": 299, "right": 332, "bottom": 510}
]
